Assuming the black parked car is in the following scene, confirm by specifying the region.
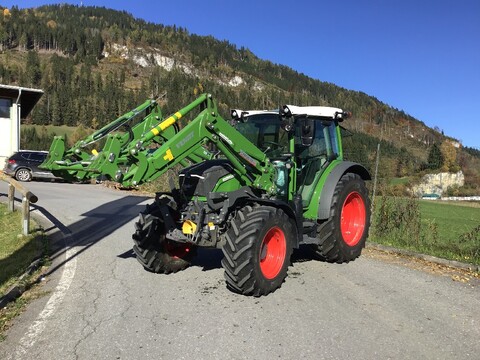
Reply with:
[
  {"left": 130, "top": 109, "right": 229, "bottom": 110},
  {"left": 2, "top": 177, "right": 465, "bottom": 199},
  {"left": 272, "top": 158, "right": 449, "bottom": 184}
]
[{"left": 3, "top": 150, "right": 58, "bottom": 182}]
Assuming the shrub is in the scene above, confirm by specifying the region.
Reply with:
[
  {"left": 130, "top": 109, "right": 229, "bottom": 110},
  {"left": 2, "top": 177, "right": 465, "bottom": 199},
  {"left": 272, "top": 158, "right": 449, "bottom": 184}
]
[
  {"left": 371, "top": 196, "right": 440, "bottom": 248},
  {"left": 458, "top": 225, "right": 480, "bottom": 260}
]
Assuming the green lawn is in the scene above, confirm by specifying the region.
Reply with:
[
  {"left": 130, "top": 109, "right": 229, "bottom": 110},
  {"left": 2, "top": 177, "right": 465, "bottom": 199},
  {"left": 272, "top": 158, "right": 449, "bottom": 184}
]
[
  {"left": 419, "top": 200, "right": 480, "bottom": 242},
  {"left": 371, "top": 197, "right": 480, "bottom": 265},
  {"left": 390, "top": 177, "right": 411, "bottom": 186}
]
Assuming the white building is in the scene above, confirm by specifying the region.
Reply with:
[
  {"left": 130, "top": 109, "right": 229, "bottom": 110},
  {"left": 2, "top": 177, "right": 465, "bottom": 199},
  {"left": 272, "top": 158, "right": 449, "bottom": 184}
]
[{"left": 0, "top": 84, "right": 43, "bottom": 169}]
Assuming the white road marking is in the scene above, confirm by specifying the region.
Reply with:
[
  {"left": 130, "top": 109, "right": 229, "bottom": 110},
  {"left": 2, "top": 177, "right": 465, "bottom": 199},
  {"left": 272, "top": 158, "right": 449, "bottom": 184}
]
[{"left": 13, "top": 242, "right": 77, "bottom": 359}]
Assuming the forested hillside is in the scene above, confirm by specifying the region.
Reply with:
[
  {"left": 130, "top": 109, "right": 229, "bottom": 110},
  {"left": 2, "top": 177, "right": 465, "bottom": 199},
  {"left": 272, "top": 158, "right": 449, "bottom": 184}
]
[{"left": 0, "top": 4, "right": 478, "bottom": 193}]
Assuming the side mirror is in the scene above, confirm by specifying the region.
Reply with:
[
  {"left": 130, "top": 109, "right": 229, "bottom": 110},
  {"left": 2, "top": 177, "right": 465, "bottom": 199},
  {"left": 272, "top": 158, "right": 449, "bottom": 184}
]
[
  {"left": 300, "top": 118, "right": 315, "bottom": 146},
  {"left": 281, "top": 118, "right": 293, "bottom": 133}
]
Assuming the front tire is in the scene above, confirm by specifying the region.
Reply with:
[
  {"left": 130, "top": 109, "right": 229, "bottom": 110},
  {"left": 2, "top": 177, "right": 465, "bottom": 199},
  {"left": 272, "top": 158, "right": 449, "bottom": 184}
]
[
  {"left": 221, "top": 205, "right": 294, "bottom": 296},
  {"left": 313, "top": 173, "right": 370, "bottom": 263},
  {"left": 132, "top": 202, "right": 195, "bottom": 274}
]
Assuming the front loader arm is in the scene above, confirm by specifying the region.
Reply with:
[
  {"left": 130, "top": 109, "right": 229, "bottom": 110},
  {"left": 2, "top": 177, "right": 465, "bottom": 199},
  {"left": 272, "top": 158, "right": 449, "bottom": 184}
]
[
  {"left": 125, "top": 96, "right": 277, "bottom": 192},
  {"left": 43, "top": 93, "right": 278, "bottom": 194},
  {"left": 41, "top": 96, "right": 213, "bottom": 182},
  {"left": 41, "top": 99, "right": 160, "bottom": 179}
]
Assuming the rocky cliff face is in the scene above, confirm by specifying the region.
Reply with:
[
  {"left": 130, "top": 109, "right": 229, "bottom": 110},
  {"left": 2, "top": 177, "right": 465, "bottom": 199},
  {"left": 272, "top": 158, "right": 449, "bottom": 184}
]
[
  {"left": 102, "top": 43, "right": 251, "bottom": 88},
  {"left": 411, "top": 171, "right": 465, "bottom": 197}
]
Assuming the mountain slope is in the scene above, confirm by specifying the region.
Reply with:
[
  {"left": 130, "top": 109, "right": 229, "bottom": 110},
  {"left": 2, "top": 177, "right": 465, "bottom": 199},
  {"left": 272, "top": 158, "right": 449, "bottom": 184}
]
[{"left": 0, "top": 4, "right": 479, "bottom": 192}]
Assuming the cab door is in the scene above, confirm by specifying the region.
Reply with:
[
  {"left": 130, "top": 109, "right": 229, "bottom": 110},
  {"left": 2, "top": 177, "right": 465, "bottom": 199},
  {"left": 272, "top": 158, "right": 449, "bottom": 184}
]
[{"left": 295, "top": 119, "right": 339, "bottom": 206}]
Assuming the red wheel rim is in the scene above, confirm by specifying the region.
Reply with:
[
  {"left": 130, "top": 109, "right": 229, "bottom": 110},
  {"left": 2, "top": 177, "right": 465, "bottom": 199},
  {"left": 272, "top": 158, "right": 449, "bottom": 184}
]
[
  {"left": 340, "top": 192, "right": 366, "bottom": 246},
  {"left": 165, "top": 241, "right": 191, "bottom": 259},
  {"left": 259, "top": 226, "right": 287, "bottom": 279}
]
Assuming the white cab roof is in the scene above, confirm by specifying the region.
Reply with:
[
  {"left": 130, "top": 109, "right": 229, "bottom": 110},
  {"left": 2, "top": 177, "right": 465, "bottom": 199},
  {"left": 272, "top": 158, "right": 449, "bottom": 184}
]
[
  {"left": 231, "top": 109, "right": 278, "bottom": 119},
  {"left": 232, "top": 105, "right": 348, "bottom": 120},
  {"left": 282, "top": 105, "right": 345, "bottom": 119}
]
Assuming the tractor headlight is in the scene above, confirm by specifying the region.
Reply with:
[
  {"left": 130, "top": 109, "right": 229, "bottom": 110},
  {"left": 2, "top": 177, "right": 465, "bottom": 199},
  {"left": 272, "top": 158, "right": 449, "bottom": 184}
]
[
  {"left": 281, "top": 105, "right": 292, "bottom": 117},
  {"left": 335, "top": 111, "right": 352, "bottom": 121},
  {"left": 231, "top": 109, "right": 242, "bottom": 120}
]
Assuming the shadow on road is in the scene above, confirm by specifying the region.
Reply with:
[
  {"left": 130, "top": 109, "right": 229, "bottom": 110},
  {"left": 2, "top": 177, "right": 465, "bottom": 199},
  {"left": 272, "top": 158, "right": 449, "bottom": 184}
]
[
  {"left": 28, "top": 194, "right": 150, "bottom": 278},
  {"left": 190, "top": 246, "right": 320, "bottom": 271},
  {"left": 1, "top": 189, "right": 319, "bottom": 280},
  {"left": 116, "top": 247, "right": 319, "bottom": 277}
]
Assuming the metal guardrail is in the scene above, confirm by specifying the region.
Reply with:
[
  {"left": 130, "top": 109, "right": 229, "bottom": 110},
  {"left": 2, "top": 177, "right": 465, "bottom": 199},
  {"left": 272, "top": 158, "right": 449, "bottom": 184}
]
[{"left": 0, "top": 172, "right": 38, "bottom": 235}]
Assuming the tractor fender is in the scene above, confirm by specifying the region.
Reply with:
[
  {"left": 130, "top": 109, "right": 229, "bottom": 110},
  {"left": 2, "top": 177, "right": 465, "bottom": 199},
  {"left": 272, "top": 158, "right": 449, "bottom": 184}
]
[{"left": 317, "top": 161, "right": 371, "bottom": 220}]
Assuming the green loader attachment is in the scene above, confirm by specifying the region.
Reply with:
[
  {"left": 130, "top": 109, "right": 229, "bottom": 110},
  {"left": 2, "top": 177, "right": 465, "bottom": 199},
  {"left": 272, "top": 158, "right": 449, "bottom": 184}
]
[{"left": 42, "top": 93, "right": 371, "bottom": 296}]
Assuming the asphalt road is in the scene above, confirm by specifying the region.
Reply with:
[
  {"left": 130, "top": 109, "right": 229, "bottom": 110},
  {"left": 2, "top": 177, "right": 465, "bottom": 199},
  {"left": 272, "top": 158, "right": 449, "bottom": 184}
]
[{"left": 1, "top": 181, "right": 479, "bottom": 360}]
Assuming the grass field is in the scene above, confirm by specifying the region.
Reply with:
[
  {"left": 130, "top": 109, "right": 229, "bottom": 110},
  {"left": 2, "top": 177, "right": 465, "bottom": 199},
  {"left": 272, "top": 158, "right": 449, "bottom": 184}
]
[
  {"left": 27, "top": 124, "right": 77, "bottom": 138},
  {"left": 371, "top": 197, "right": 480, "bottom": 265},
  {"left": 419, "top": 200, "right": 480, "bottom": 264},
  {"left": 390, "top": 177, "right": 411, "bottom": 186},
  {"left": 420, "top": 200, "right": 479, "bottom": 241}
]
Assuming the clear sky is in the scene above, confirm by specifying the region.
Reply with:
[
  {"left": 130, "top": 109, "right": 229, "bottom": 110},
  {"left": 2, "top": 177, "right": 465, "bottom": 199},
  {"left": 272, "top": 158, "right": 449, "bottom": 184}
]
[{"left": 4, "top": 0, "right": 480, "bottom": 148}]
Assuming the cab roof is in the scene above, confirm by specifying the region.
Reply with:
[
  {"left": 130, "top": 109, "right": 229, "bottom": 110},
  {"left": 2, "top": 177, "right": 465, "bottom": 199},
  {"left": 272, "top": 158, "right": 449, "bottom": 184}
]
[
  {"left": 282, "top": 105, "right": 347, "bottom": 119},
  {"left": 231, "top": 105, "right": 349, "bottom": 121}
]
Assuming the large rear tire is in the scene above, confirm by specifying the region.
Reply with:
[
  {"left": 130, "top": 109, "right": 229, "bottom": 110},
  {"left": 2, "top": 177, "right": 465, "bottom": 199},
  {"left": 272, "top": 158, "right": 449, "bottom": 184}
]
[
  {"left": 221, "top": 205, "right": 294, "bottom": 296},
  {"left": 132, "top": 202, "right": 195, "bottom": 274},
  {"left": 313, "top": 172, "right": 370, "bottom": 263}
]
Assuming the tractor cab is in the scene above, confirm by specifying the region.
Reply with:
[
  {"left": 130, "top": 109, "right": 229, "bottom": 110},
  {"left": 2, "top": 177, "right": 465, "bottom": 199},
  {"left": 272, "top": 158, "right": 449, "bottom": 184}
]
[{"left": 231, "top": 105, "right": 350, "bottom": 204}]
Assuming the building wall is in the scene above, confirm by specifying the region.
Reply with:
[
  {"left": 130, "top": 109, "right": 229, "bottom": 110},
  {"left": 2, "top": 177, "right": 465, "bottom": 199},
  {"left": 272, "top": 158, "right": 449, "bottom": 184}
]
[
  {"left": 0, "top": 101, "right": 19, "bottom": 170},
  {"left": 0, "top": 86, "right": 43, "bottom": 170}
]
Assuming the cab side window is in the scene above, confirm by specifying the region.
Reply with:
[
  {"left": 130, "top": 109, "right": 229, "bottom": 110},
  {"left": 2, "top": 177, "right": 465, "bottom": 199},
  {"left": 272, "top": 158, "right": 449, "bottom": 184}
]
[{"left": 328, "top": 122, "right": 339, "bottom": 157}]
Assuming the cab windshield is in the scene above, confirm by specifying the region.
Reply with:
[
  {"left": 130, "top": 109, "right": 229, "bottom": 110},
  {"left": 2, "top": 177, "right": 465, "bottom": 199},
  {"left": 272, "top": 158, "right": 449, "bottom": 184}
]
[{"left": 235, "top": 113, "right": 288, "bottom": 156}]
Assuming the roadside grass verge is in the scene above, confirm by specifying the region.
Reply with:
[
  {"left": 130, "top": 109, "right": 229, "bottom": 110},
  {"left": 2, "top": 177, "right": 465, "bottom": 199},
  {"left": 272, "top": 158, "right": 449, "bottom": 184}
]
[
  {"left": 0, "top": 204, "right": 46, "bottom": 294},
  {"left": 370, "top": 197, "right": 480, "bottom": 266},
  {"left": 0, "top": 271, "right": 49, "bottom": 342},
  {"left": 0, "top": 203, "right": 49, "bottom": 341}
]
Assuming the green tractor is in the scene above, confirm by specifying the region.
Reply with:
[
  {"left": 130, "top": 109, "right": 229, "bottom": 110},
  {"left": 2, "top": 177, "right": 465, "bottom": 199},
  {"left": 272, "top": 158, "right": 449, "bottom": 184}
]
[{"left": 41, "top": 93, "right": 371, "bottom": 296}]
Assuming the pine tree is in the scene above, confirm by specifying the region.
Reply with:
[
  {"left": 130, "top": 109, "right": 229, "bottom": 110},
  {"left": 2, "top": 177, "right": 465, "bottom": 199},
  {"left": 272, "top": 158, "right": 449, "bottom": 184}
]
[
  {"left": 427, "top": 143, "right": 444, "bottom": 170},
  {"left": 25, "top": 50, "right": 41, "bottom": 86}
]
